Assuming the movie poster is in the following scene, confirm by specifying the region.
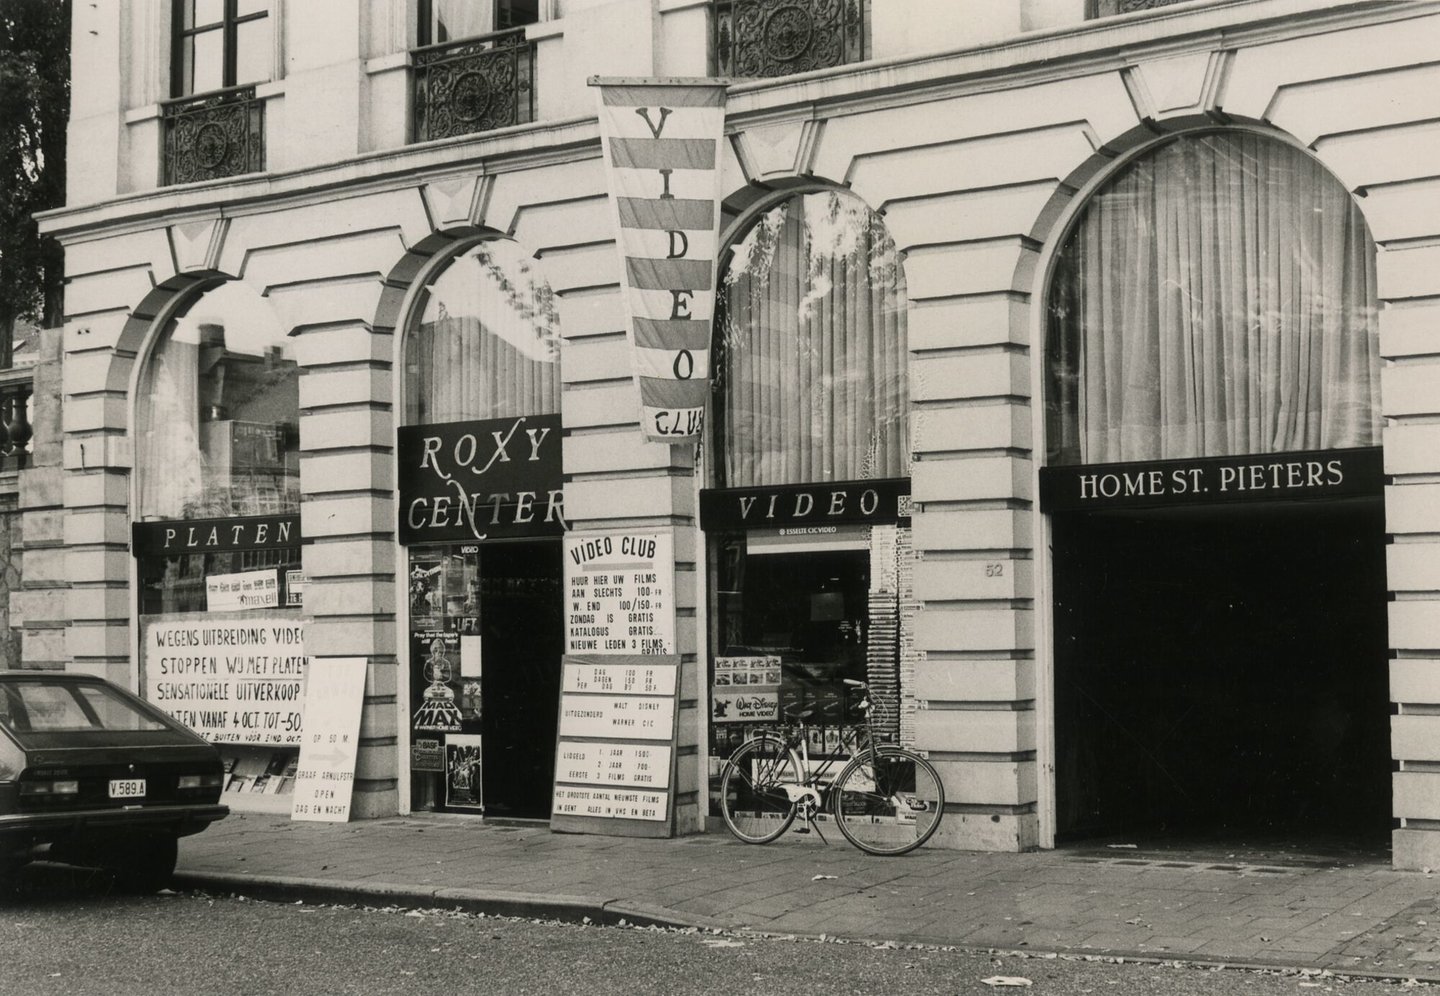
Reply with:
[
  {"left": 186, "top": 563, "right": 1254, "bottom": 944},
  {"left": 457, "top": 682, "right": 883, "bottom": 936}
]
[{"left": 445, "top": 734, "right": 484, "bottom": 811}]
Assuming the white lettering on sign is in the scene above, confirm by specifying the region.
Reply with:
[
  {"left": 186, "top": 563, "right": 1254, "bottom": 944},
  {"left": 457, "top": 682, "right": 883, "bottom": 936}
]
[
  {"left": 564, "top": 532, "right": 674, "bottom": 655},
  {"left": 1075, "top": 459, "right": 1344, "bottom": 502},
  {"left": 555, "top": 740, "right": 672, "bottom": 789}
]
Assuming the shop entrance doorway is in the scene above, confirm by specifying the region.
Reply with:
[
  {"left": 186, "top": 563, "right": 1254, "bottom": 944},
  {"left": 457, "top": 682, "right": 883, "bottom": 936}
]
[
  {"left": 408, "top": 539, "right": 563, "bottom": 819},
  {"left": 1052, "top": 497, "right": 1389, "bottom": 844}
]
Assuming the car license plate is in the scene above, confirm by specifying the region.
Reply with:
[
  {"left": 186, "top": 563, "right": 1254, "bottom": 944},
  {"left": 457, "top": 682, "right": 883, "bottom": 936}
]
[{"left": 109, "top": 778, "right": 145, "bottom": 799}]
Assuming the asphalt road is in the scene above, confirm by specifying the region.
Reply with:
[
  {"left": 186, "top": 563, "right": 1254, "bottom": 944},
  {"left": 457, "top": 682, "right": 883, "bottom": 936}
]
[{"left": 0, "top": 868, "right": 1433, "bottom": 996}]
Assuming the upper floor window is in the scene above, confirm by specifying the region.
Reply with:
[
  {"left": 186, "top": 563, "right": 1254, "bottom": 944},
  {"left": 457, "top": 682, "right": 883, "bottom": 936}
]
[
  {"left": 172, "top": 1, "right": 272, "bottom": 97},
  {"left": 419, "top": 0, "right": 540, "bottom": 46},
  {"left": 714, "top": 0, "right": 869, "bottom": 79},
  {"left": 411, "top": 0, "right": 540, "bottom": 143}
]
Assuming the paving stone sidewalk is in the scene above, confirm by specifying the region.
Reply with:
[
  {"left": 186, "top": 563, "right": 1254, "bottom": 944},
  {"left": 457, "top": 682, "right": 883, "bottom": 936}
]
[{"left": 176, "top": 814, "right": 1440, "bottom": 981}]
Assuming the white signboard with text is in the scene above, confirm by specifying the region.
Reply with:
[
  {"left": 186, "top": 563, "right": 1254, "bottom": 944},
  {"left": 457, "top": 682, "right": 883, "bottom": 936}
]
[
  {"left": 559, "top": 694, "right": 675, "bottom": 740},
  {"left": 143, "top": 617, "right": 307, "bottom": 745},
  {"left": 291, "top": 657, "right": 367, "bottom": 822},
  {"left": 551, "top": 655, "right": 681, "bottom": 838},
  {"left": 564, "top": 532, "right": 674, "bottom": 655},
  {"left": 206, "top": 569, "right": 280, "bottom": 612}
]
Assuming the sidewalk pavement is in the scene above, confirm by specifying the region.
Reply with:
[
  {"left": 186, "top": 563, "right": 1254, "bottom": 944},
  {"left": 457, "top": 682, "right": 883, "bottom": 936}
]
[{"left": 175, "top": 814, "right": 1440, "bottom": 982}]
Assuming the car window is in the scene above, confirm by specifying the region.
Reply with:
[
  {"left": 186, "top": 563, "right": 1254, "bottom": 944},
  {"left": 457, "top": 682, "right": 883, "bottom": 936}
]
[
  {"left": 0, "top": 683, "right": 169, "bottom": 733},
  {"left": 75, "top": 685, "right": 170, "bottom": 731}
]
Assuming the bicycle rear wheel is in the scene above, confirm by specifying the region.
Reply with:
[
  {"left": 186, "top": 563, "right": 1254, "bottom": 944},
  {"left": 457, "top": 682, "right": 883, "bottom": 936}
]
[
  {"left": 832, "top": 745, "right": 945, "bottom": 856},
  {"left": 718, "top": 735, "right": 802, "bottom": 844}
]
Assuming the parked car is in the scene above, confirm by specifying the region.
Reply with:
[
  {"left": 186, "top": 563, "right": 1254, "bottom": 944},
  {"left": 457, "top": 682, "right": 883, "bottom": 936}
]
[{"left": 0, "top": 672, "right": 228, "bottom": 892}]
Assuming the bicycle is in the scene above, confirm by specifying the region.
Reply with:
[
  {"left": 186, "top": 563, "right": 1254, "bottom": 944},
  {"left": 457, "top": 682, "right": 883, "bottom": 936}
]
[{"left": 717, "top": 678, "right": 945, "bottom": 856}]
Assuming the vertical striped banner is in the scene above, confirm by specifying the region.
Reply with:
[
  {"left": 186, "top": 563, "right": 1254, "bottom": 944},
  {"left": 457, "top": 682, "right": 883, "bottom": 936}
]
[{"left": 593, "top": 78, "right": 726, "bottom": 443}]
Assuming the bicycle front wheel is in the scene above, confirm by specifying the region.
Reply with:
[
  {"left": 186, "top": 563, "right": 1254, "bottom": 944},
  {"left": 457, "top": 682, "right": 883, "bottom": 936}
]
[
  {"left": 832, "top": 745, "right": 945, "bottom": 856},
  {"left": 718, "top": 735, "right": 802, "bottom": 844}
]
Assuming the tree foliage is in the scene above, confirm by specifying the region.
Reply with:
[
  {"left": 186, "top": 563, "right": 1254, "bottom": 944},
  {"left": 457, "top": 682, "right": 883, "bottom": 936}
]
[{"left": 0, "top": 0, "right": 70, "bottom": 362}]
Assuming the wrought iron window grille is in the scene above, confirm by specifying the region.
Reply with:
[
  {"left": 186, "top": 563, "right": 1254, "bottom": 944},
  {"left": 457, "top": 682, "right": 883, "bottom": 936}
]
[
  {"left": 412, "top": 27, "right": 537, "bottom": 143},
  {"left": 0, "top": 369, "right": 34, "bottom": 475},
  {"left": 162, "top": 86, "right": 265, "bottom": 186},
  {"left": 713, "top": 0, "right": 868, "bottom": 79}
]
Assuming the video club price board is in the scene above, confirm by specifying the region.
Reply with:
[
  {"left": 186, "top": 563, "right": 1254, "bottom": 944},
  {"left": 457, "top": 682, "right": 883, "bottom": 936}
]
[
  {"left": 564, "top": 531, "right": 674, "bottom": 655},
  {"left": 551, "top": 655, "right": 681, "bottom": 838}
]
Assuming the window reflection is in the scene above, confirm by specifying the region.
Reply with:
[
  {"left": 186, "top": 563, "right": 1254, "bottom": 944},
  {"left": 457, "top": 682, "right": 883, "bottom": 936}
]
[
  {"left": 403, "top": 240, "right": 560, "bottom": 425},
  {"left": 136, "top": 281, "right": 299, "bottom": 521},
  {"left": 715, "top": 190, "right": 908, "bottom": 489}
]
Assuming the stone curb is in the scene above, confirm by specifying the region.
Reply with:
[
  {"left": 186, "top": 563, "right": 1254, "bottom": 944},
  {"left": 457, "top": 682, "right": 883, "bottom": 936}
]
[{"left": 173, "top": 870, "right": 709, "bottom": 930}]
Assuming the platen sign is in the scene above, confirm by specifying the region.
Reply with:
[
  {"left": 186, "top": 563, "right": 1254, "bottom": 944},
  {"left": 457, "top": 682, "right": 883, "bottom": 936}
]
[
  {"left": 564, "top": 531, "right": 674, "bottom": 655},
  {"left": 143, "top": 617, "right": 307, "bottom": 745},
  {"left": 291, "top": 657, "right": 367, "bottom": 822}
]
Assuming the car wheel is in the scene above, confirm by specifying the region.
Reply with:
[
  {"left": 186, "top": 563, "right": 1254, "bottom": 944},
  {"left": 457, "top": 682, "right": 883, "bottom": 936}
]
[{"left": 112, "top": 837, "right": 178, "bottom": 894}]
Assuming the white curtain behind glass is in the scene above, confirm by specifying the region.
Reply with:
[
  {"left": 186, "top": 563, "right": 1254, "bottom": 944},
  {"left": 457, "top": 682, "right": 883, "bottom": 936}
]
[
  {"left": 1046, "top": 132, "right": 1380, "bottom": 465},
  {"left": 717, "top": 191, "right": 908, "bottom": 488},
  {"left": 404, "top": 244, "right": 561, "bottom": 424}
]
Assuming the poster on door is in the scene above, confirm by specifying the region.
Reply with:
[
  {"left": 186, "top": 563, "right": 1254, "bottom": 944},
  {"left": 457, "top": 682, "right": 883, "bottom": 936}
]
[{"left": 445, "top": 734, "right": 484, "bottom": 811}]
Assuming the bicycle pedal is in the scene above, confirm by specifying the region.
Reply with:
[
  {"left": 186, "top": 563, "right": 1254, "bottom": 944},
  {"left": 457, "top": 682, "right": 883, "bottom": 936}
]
[{"left": 794, "top": 826, "right": 811, "bottom": 834}]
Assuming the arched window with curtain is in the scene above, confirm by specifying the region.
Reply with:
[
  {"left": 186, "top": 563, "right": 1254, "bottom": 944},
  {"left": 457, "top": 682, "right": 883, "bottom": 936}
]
[
  {"left": 712, "top": 188, "right": 909, "bottom": 488},
  {"left": 1044, "top": 131, "right": 1380, "bottom": 466},
  {"left": 403, "top": 239, "right": 560, "bottom": 424}
]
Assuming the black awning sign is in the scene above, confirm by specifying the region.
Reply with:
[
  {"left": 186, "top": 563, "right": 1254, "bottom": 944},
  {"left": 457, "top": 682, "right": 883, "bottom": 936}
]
[
  {"left": 1039, "top": 447, "right": 1384, "bottom": 513},
  {"left": 397, "top": 413, "right": 567, "bottom": 545},
  {"left": 700, "top": 478, "right": 910, "bottom": 531},
  {"left": 133, "top": 514, "right": 301, "bottom": 556}
]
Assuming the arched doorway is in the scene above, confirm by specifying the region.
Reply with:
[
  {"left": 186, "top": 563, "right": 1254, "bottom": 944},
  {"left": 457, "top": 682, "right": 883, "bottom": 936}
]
[
  {"left": 397, "top": 237, "right": 565, "bottom": 820},
  {"left": 1040, "top": 131, "right": 1389, "bottom": 846}
]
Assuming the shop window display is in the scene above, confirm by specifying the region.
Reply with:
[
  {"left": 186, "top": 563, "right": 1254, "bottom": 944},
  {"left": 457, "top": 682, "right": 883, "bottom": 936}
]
[
  {"left": 705, "top": 190, "right": 915, "bottom": 823},
  {"left": 133, "top": 280, "right": 304, "bottom": 813}
]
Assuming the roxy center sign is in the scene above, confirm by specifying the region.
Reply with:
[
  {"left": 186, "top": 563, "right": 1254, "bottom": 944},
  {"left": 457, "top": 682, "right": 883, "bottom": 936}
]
[
  {"left": 397, "top": 413, "right": 567, "bottom": 544},
  {"left": 1038, "top": 447, "right": 1383, "bottom": 512}
]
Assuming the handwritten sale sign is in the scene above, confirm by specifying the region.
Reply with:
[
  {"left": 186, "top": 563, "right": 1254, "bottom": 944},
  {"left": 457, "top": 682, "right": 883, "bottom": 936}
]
[{"left": 143, "top": 617, "right": 307, "bottom": 745}]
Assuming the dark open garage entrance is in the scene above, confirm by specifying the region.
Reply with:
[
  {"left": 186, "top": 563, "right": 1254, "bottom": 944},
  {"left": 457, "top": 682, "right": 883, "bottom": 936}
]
[{"left": 1051, "top": 496, "right": 1390, "bottom": 845}]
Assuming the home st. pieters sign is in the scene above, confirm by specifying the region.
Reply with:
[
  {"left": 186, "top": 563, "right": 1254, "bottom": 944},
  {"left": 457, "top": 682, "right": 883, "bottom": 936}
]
[
  {"left": 1039, "top": 447, "right": 1383, "bottom": 513},
  {"left": 397, "top": 413, "right": 567, "bottom": 544},
  {"left": 699, "top": 478, "right": 911, "bottom": 531},
  {"left": 133, "top": 514, "right": 300, "bottom": 557}
]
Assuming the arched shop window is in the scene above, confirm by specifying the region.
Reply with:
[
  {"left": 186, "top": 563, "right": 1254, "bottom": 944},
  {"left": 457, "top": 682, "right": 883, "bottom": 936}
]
[
  {"left": 1041, "top": 133, "right": 1390, "bottom": 844},
  {"left": 713, "top": 189, "right": 909, "bottom": 486},
  {"left": 133, "top": 280, "right": 303, "bottom": 809},
  {"left": 399, "top": 239, "right": 565, "bottom": 820},
  {"left": 703, "top": 189, "right": 916, "bottom": 809},
  {"left": 1045, "top": 131, "right": 1380, "bottom": 466}
]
